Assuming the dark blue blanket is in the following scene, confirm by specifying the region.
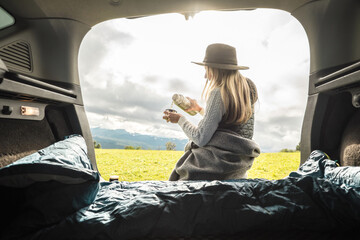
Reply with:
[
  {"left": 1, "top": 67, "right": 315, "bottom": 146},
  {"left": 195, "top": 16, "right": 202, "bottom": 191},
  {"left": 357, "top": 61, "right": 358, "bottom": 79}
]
[{"left": 1, "top": 135, "right": 360, "bottom": 239}]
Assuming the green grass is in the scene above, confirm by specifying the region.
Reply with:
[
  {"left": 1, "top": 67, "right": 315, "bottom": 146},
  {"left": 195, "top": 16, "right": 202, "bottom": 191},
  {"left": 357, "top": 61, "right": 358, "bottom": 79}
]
[
  {"left": 247, "top": 152, "right": 300, "bottom": 179},
  {"left": 95, "top": 149, "right": 300, "bottom": 182}
]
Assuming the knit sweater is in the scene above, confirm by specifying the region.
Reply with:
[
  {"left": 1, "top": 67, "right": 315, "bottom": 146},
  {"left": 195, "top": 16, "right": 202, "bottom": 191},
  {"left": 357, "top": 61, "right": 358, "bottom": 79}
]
[
  {"left": 178, "top": 88, "right": 224, "bottom": 147},
  {"left": 178, "top": 79, "right": 257, "bottom": 147}
]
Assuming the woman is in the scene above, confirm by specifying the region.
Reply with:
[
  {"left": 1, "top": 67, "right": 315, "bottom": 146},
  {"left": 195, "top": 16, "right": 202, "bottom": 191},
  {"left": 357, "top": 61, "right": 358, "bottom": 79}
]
[{"left": 164, "top": 43, "right": 260, "bottom": 181}]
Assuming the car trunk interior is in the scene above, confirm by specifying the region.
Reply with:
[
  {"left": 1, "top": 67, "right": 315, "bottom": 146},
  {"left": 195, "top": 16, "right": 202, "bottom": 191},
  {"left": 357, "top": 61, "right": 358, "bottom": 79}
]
[
  {"left": 0, "top": 66, "right": 97, "bottom": 170},
  {"left": 0, "top": 0, "right": 359, "bottom": 171}
]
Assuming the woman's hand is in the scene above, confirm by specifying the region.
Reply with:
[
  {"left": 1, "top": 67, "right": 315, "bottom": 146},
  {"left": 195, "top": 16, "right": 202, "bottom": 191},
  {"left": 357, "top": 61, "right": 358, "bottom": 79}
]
[
  {"left": 163, "top": 110, "right": 182, "bottom": 123},
  {"left": 186, "top": 97, "right": 203, "bottom": 113}
]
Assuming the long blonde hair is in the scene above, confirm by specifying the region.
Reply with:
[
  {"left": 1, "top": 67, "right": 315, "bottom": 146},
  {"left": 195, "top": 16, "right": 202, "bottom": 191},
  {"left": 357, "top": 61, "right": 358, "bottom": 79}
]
[{"left": 202, "top": 66, "right": 253, "bottom": 125}]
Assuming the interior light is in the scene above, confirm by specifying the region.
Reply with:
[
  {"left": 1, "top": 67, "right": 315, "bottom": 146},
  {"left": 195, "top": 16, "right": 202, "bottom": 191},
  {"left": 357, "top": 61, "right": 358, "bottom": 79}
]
[{"left": 21, "top": 106, "right": 40, "bottom": 116}]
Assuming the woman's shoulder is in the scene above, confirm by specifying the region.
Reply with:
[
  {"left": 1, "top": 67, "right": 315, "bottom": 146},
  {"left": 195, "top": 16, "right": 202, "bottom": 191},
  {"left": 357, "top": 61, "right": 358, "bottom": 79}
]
[
  {"left": 208, "top": 87, "right": 222, "bottom": 100},
  {"left": 246, "top": 78, "right": 257, "bottom": 90},
  {"left": 246, "top": 78, "right": 258, "bottom": 103},
  {"left": 210, "top": 87, "right": 221, "bottom": 95}
]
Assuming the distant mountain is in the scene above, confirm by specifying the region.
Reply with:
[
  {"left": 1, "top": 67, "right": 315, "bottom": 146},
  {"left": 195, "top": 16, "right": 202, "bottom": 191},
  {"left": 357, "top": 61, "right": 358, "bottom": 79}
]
[{"left": 91, "top": 127, "right": 188, "bottom": 151}]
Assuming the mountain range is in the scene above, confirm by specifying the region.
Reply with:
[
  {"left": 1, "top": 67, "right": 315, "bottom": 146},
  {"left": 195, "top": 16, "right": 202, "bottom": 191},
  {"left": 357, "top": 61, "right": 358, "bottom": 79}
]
[{"left": 91, "top": 127, "right": 188, "bottom": 151}]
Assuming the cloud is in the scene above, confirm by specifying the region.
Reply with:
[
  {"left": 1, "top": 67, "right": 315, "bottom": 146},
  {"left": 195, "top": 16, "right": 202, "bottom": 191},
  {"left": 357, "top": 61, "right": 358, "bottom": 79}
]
[
  {"left": 141, "top": 75, "right": 190, "bottom": 93},
  {"left": 254, "top": 113, "right": 303, "bottom": 152},
  {"left": 81, "top": 70, "right": 182, "bottom": 135},
  {"left": 261, "top": 39, "right": 269, "bottom": 48},
  {"left": 79, "top": 22, "right": 135, "bottom": 75},
  {"left": 167, "top": 78, "right": 189, "bottom": 92},
  {"left": 143, "top": 75, "right": 159, "bottom": 84}
]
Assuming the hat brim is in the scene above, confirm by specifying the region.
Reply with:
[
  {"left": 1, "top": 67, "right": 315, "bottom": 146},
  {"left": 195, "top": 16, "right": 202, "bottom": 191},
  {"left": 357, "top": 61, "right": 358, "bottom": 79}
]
[{"left": 192, "top": 61, "right": 249, "bottom": 70}]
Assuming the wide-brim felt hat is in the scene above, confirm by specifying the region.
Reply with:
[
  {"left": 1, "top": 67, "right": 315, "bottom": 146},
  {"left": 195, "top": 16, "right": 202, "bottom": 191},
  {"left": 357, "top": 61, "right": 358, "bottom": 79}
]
[{"left": 192, "top": 43, "right": 249, "bottom": 70}]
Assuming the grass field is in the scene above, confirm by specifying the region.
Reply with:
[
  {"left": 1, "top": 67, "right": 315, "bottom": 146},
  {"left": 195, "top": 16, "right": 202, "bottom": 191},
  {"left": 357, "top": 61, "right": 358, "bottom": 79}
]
[{"left": 95, "top": 149, "right": 301, "bottom": 181}]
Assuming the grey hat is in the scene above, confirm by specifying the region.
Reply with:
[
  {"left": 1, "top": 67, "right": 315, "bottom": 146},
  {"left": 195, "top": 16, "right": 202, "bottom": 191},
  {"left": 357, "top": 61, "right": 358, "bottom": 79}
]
[{"left": 192, "top": 43, "right": 249, "bottom": 70}]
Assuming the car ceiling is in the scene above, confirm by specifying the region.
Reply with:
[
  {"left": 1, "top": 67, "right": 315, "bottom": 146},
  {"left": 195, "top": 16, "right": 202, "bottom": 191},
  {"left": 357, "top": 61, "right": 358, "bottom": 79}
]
[{"left": 0, "top": 0, "right": 315, "bottom": 26}]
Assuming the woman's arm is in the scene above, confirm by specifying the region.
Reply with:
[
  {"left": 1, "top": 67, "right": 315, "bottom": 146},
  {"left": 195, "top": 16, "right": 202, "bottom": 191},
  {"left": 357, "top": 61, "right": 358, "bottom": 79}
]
[{"left": 178, "top": 88, "right": 224, "bottom": 147}]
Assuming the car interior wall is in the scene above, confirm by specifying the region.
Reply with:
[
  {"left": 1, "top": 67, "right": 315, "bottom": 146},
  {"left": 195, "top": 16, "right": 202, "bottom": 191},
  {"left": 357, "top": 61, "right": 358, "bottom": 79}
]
[
  {"left": 0, "top": 13, "right": 97, "bottom": 168},
  {"left": 318, "top": 91, "right": 357, "bottom": 163},
  {"left": 46, "top": 105, "right": 74, "bottom": 140},
  {"left": 0, "top": 18, "right": 90, "bottom": 86},
  {"left": 0, "top": 104, "right": 79, "bottom": 168},
  {"left": 340, "top": 108, "right": 360, "bottom": 166},
  {"left": 0, "top": 104, "right": 98, "bottom": 169},
  {"left": 301, "top": 87, "right": 360, "bottom": 166},
  {"left": 292, "top": 0, "right": 360, "bottom": 75},
  {"left": 0, "top": 117, "right": 55, "bottom": 168},
  {"left": 293, "top": 0, "right": 360, "bottom": 164}
]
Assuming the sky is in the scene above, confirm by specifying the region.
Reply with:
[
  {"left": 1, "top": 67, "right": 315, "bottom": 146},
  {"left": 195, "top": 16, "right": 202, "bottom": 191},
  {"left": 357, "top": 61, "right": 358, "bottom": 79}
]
[{"left": 78, "top": 9, "right": 310, "bottom": 153}]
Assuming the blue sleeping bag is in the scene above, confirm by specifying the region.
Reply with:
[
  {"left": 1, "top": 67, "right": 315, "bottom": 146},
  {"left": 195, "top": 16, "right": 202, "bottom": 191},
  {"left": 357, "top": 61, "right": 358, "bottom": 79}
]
[
  {"left": 1, "top": 135, "right": 360, "bottom": 239},
  {"left": 0, "top": 135, "right": 100, "bottom": 240}
]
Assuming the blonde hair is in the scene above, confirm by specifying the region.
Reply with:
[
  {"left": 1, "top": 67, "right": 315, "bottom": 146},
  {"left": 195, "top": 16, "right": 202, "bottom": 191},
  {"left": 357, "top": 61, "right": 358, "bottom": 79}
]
[{"left": 202, "top": 66, "right": 254, "bottom": 125}]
